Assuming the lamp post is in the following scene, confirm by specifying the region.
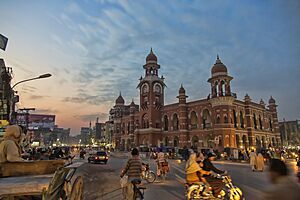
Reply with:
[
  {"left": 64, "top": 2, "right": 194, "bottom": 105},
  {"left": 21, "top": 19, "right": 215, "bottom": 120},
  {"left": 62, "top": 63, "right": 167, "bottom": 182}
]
[
  {"left": 10, "top": 73, "right": 52, "bottom": 124},
  {"left": 11, "top": 73, "right": 52, "bottom": 89}
]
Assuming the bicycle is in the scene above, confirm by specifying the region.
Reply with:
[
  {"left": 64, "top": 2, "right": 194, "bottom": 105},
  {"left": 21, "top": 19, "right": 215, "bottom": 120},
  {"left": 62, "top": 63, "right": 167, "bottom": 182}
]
[
  {"left": 131, "top": 179, "right": 146, "bottom": 200},
  {"left": 142, "top": 163, "right": 156, "bottom": 183}
]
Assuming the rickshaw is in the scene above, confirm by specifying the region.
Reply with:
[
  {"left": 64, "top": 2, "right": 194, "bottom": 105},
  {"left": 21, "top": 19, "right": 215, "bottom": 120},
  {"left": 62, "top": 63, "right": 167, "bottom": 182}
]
[{"left": 0, "top": 160, "right": 84, "bottom": 200}]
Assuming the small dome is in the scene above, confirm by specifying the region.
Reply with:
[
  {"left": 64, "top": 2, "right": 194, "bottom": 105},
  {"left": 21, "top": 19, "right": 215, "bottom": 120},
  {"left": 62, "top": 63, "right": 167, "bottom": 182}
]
[
  {"left": 179, "top": 84, "right": 185, "bottom": 94},
  {"left": 130, "top": 99, "right": 136, "bottom": 106},
  {"left": 115, "top": 93, "right": 125, "bottom": 105},
  {"left": 211, "top": 55, "right": 227, "bottom": 76},
  {"left": 269, "top": 96, "right": 276, "bottom": 104},
  {"left": 146, "top": 48, "right": 157, "bottom": 62}
]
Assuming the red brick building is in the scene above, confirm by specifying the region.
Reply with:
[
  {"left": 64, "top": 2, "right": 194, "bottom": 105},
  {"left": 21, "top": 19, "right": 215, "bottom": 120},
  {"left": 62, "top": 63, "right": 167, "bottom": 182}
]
[{"left": 108, "top": 49, "right": 281, "bottom": 151}]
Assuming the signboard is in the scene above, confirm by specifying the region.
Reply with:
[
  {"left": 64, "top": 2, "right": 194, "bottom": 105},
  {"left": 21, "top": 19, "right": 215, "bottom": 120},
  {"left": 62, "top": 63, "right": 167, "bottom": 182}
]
[
  {"left": 29, "top": 114, "right": 55, "bottom": 129},
  {"left": 17, "top": 114, "right": 56, "bottom": 129},
  {"left": 233, "top": 149, "right": 239, "bottom": 159},
  {"left": 0, "top": 34, "right": 8, "bottom": 51},
  {"left": 0, "top": 120, "right": 9, "bottom": 137}
]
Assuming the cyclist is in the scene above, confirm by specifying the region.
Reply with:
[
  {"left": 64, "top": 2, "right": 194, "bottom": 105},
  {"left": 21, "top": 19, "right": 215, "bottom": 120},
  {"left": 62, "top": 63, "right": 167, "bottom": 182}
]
[{"left": 120, "top": 148, "right": 143, "bottom": 200}]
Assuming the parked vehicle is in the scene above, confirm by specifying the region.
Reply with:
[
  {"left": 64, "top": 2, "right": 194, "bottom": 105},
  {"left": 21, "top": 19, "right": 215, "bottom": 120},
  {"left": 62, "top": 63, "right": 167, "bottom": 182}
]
[
  {"left": 88, "top": 151, "right": 109, "bottom": 164},
  {"left": 186, "top": 174, "right": 244, "bottom": 200}
]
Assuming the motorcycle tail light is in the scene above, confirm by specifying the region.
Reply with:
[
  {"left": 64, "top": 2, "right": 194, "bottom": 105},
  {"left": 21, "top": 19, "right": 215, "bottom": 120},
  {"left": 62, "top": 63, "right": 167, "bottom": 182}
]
[{"left": 208, "top": 187, "right": 213, "bottom": 191}]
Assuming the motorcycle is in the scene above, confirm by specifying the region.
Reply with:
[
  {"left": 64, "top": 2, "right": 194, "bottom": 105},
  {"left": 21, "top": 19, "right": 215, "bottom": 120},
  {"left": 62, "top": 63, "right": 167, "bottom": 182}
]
[
  {"left": 186, "top": 174, "right": 245, "bottom": 200},
  {"left": 142, "top": 163, "right": 156, "bottom": 183}
]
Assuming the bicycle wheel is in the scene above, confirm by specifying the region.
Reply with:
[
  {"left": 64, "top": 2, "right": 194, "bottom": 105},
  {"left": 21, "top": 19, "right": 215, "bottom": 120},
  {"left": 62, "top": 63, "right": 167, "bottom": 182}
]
[
  {"left": 146, "top": 171, "right": 156, "bottom": 183},
  {"left": 134, "top": 186, "right": 144, "bottom": 200}
]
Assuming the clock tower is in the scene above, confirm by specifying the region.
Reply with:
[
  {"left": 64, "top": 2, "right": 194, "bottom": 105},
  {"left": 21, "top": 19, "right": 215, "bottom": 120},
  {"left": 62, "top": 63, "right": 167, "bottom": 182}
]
[{"left": 136, "top": 48, "right": 165, "bottom": 146}]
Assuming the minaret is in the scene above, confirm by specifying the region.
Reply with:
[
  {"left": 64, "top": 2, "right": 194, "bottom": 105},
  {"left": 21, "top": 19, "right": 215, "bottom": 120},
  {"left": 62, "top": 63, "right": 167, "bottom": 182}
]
[
  {"left": 177, "top": 84, "right": 189, "bottom": 147},
  {"left": 208, "top": 55, "right": 236, "bottom": 148},
  {"left": 268, "top": 96, "right": 280, "bottom": 146}
]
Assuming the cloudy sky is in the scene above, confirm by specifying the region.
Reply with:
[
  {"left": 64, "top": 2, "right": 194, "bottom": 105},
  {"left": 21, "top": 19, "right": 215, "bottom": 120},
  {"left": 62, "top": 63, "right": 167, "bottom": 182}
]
[{"left": 0, "top": 0, "right": 299, "bottom": 135}]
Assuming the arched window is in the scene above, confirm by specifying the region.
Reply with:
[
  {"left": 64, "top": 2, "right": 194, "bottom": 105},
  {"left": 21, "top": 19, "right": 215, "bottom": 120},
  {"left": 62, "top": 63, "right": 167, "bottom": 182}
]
[
  {"left": 215, "top": 82, "right": 219, "bottom": 97},
  {"left": 173, "top": 114, "right": 179, "bottom": 130},
  {"left": 163, "top": 115, "right": 169, "bottom": 131},
  {"left": 233, "top": 110, "right": 237, "bottom": 128},
  {"left": 190, "top": 111, "right": 198, "bottom": 129},
  {"left": 269, "top": 118, "right": 273, "bottom": 131},
  {"left": 142, "top": 114, "right": 149, "bottom": 129},
  {"left": 240, "top": 111, "right": 244, "bottom": 128},
  {"left": 127, "top": 122, "right": 130, "bottom": 133},
  {"left": 224, "top": 115, "right": 228, "bottom": 123},
  {"left": 253, "top": 113, "right": 257, "bottom": 129},
  {"left": 259, "top": 115, "right": 263, "bottom": 130},
  {"left": 202, "top": 109, "right": 211, "bottom": 129},
  {"left": 216, "top": 116, "right": 221, "bottom": 124},
  {"left": 221, "top": 80, "right": 225, "bottom": 96}
]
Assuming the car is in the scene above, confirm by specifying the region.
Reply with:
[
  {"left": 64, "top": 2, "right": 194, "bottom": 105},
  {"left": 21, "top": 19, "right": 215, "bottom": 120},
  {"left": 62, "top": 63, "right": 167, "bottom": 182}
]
[{"left": 88, "top": 151, "right": 109, "bottom": 164}]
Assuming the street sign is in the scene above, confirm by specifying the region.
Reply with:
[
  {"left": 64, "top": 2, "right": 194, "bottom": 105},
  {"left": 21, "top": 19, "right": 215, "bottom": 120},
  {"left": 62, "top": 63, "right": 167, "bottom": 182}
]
[{"left": 0, "top": 34, "right": 8, "bottom": 51}]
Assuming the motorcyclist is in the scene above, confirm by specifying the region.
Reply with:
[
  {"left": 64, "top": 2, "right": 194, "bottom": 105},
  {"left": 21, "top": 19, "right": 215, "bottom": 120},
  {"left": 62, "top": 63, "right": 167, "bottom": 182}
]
[{"left": 202, "top": 152, "right": 226, "bottom": 197}]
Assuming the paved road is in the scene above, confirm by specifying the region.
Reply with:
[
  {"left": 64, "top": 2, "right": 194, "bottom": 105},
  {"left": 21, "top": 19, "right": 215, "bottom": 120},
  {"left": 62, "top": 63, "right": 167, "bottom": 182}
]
[{"left": 73, "top": 154, "right": 298, "bottom": 200}]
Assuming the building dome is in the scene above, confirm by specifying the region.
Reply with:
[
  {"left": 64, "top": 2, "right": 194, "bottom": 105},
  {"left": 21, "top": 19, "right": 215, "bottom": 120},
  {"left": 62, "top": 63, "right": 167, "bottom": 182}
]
[
  {"left": 115, "top": 93, "right": 125, "bottom": 105},
  {"left": 130, "top": 99, "right": 136, "bottom": 106},
  {"left": 269, "top": 96, "right": 276, "bottom": 104},
  {"left": 179, "top": 84, "right": 185, "bottom": 94},
  {"left": 211, "top": 55, "right": 227, "bottom": 76},
  {"left": 146, "top": 48, "right": 157, "bottom": 63}
]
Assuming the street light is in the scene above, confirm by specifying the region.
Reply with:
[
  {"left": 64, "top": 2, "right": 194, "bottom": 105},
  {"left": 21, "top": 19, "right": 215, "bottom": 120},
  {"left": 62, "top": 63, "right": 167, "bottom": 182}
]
[
  {"left": 12, "top": 73, "right": 52, "bottom": 89},
  {"left": 9, "top": 73, "right": 52, "bottom": 124}
]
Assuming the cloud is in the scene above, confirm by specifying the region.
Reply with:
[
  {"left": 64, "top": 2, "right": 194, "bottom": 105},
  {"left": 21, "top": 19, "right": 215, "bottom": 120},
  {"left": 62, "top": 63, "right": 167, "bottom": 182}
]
[
  {"left": 33, "top": 108, "right": 59, "bottom": 114},
  {"left": 75, "top": 112, "right": 108, "bottom": 122},
  {"left": 29, "top": 95, "right": 49, "bottom": 100}
]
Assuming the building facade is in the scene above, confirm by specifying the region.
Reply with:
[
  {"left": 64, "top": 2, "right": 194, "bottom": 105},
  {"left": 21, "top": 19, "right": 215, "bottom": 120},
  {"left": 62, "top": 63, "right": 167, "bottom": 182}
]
[
  {"left": 109, "top": 49, "right": 281, "bottom": 151},
  {"left": 279, "top": 120, "right": 300, "bottom": 146}
]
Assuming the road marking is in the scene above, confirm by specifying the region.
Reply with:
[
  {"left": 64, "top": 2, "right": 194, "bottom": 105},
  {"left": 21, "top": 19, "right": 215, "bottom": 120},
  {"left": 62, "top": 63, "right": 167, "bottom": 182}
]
[
  {"left": 213, "top": 161, "right": 249, "bottom": 166},
  {"left": 172, "top": 164, "right": 185, "bottom": 174},
  {"left": 175, "top": 173, "right": 186, "bottom": 184}
]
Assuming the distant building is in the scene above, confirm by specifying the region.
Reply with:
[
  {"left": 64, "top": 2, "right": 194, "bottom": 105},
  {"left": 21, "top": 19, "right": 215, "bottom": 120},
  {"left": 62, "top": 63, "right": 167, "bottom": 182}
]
[
  {"left": 0, "top": 59, "right": 13, "bottom": 123},
  {"left": 108, "top": 49, "right": 281, "bottom": 151},
  {"left": 80, "top": 127, "right": 90, "bottom": 145},
  {"left": 279, "top": 120, "right": 300, "bottom": 146}
]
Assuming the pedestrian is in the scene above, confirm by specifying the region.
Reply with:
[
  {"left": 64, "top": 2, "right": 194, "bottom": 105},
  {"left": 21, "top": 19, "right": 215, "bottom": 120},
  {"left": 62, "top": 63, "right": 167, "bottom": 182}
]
[
  {"left": 0, "top": 125, "right": 25, "bottom": 163},
  {"left": 263, "top": 159, "right": 299, "bottom": 200},
  {"left": 256, "top": 153, "right": 265, "bottom": 172},
  {"left": 249, "top": 150, "right": 257, "bottom": 171},
  {"left": 120, "top": 148, "right": 142, "bottom": 200}
]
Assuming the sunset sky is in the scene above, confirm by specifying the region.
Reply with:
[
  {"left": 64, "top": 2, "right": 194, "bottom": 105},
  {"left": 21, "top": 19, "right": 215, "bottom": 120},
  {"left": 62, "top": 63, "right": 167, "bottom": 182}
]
[{"left": 0, "top": 0, "right": 299, "bottom": 135}]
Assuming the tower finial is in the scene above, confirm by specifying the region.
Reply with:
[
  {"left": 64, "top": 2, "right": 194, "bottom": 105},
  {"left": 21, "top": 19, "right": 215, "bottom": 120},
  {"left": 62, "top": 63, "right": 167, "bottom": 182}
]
[
  {"left": 217, "top": 54, "right": 219, "bottom": 60},
  {"left": 150, "top": 47, "right": 153, "bottom": 53},
  {"left": 119, "top": 91, "right": 122, "bottom": 96}
]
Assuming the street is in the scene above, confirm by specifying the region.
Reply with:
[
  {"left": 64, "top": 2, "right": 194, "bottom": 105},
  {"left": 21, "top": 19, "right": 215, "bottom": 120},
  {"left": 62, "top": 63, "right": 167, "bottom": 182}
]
[{"left": 72, "top": 154, "right": 299, "bottom": 200}]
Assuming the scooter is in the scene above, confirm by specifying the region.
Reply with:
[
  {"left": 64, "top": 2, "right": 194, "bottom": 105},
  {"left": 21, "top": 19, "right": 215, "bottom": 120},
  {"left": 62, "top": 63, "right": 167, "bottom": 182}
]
[{"left": 186, "top": 174, "right": 245, "bottom": 200}]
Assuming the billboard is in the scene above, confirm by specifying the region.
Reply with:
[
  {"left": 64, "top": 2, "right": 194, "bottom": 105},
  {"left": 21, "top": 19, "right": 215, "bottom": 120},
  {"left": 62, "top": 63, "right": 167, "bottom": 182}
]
[
  {"left": 17, "top": 114, "right": 56, "bottom": 129},
  {"left": 29, "top": 114, "right": 55, "bottom": 129}
]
